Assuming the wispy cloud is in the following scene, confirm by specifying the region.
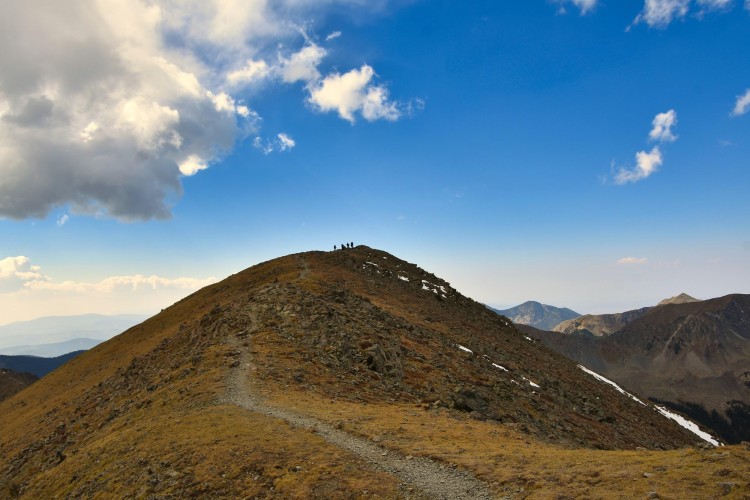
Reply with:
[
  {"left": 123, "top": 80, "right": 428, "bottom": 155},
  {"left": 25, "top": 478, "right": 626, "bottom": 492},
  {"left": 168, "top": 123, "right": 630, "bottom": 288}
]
[
  {"left": 553, "top": 0, "right": 599, "bottom": 14},
  {"left": 632, "top": 0, "right": 737, "bottom": 28},
  {"left": 617, "top": 256, "right": 648, "bottom": 265},
  {"left": 56, "top": 214, "right": 69, "bottom": 227},
  {"left": 731, "top": 88, "right": 750, "bottom": 116},
  {"left": 277, "top": 133, "right": 296, "bottom": 151},
  {"left": 253, "top": 133, "right": 297, "bottom": 154}
]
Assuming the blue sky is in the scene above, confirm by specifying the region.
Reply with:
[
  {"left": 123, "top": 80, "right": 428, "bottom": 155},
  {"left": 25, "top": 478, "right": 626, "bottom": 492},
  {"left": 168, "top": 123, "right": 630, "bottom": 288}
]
[{"left": 1, "top": 0, "right": 749, "bottom": 324}]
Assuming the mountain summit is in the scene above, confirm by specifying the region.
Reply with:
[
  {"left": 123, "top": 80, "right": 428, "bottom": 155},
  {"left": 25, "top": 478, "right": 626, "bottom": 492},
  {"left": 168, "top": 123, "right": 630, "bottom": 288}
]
[
  {"left": 657, "top": 293, "right": 700, "bottom": 306},
  {"left": 2, "top": 247, "right": 740, "bottom": 498},
  {"left": 490, "top": 301, "right": 581, "bottom": 330}
]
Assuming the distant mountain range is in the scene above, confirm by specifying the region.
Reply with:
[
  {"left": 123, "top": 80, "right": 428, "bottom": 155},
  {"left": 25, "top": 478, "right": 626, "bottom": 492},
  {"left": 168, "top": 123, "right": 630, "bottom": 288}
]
[
  {"left": 0, "top": 313, "right": 148, "bottom": 351},
  {"left": 552, "top": 294, "right": 700, "bottom": 337},
  {"left": 520, "top": 293, "right": 750, "bottom": 444},
  {"left": 0, "top": 338, "right": 103, "bottom": 357},
  {"left": 490, "top": 301, "right": 581, "bottom": 330},
  {"left": 0, "top": 351, "right": 85, "bottom": 378}
]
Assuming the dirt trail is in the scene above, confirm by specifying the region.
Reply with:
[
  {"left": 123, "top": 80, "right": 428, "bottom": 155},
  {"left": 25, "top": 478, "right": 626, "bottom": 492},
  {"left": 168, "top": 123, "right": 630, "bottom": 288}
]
[{"left": 222, "top": 256, "right": 494, "bottom": 499}]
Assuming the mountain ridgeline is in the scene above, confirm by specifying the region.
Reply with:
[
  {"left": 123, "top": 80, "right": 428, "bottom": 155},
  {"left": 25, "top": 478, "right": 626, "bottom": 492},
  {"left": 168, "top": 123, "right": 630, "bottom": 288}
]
[
  {"left": 521, "top": 294, "right": 750, "bottom": 443},
  {"left": 552, "top": 294, "right": 700, "bottom": 337},
  {"left": 1, "top": 248, "right": 743, "bottom": 498},
  {"left": 489, "top": 301, "right": 581, "bottom": 331}
]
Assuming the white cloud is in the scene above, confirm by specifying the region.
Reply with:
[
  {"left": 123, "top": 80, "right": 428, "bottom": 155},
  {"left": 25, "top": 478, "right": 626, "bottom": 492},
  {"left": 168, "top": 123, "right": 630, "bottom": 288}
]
[
  {"left": 308, "top": 65, "right": 400, "bottom": 123},
  {"left": 555, "top": 0, "right": 599, "bottom": 14},
  {"left": 634, "top": 0, "right": 690, "bottom": 27},
  {"left": 696, "top": 0, "right": 733, "bottom": 9},
  {"left": 227, "top": 60, "right": 271, "bottom": 86},
  {"left": 280, "top": 43, "right": 327, "bottom": 83},
  {"left": 24, "top": 274, "right": 215, "bottom": 293},
  {"left": 731, "top": 88, "right": 750, "bottom": 116},
  {"left": 612, "top": 110, "right": 677, "bottom": 184},
  {"left": 0, "top": 256, "right": 47, "bottom": 292},
  {"left": 0, "top": 0, "right": 256, "bottom": 221},
  {"left": 253, "top": 132, "right": 297, "bottom": 154},
  {"left": 0, "top": 0, "right": 406, "bottom": 222},
  {"left": 0, "top": 254, "right": 216, "bottom": 322},
  {"left": 325, "top": 31, "right": 342, "bottom": 41},
  {"left": 614, "top": 146, "right": 663, "bottom": 184},
  {"left": 56, "top": 214, "right": 69, "bottom": 226},
  {"left": 617, "top": 257, "right": 648, "bottom": 265},
  {"left": 633, "top": 0, "right": 735, "bottom": 27},
  {"left": 277, "top": 133, "right": 296, "bottom": 151},
  {"left": 649, "top": 109, "right": 678, "bottom": 142},
  {"left": 178, "top": 154, "right": 209, "bottom": 176}
]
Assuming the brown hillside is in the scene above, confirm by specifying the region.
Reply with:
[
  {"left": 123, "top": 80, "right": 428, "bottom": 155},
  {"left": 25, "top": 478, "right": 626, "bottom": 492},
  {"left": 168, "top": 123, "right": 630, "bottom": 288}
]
[
  {"left": 1, "top": 247, "right": 748, "bottom": 498},
  {"left": 0, "top": 368, "right": 37, "bottom": 402}
]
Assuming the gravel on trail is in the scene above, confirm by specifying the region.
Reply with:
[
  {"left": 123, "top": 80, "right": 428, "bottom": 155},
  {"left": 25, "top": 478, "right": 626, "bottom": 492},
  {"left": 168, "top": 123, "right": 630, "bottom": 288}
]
[{"left": 221, "top": 260, "right": 495, "bottom": 499}]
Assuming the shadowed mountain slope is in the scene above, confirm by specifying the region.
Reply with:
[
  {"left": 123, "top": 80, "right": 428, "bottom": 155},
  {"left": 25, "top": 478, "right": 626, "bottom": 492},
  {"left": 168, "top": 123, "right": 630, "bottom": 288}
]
[
  {"left": 2, "top": 248, "right": 744, "bottom": 498},
  {"left": 490, "top": 301, "right": 580, "bottom": 330},
  {"left": 552, "top": 307, "right": 652, "bottom": 337},
  {"left": 551, "top": 293, "right": 700, "bottom": 337},
  {"left": 522, "top": 294, "right": 750, "bottom": 443},
  {"left": 0, "top": 369, "right": 37, "bottom": 402}
]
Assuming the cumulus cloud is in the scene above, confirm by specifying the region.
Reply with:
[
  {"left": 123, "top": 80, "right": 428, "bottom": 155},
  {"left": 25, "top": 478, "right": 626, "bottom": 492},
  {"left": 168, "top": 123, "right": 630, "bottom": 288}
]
[
  {"left": 0, "top": 1, "right": 259, "bottom": 221},
  {"left": 731, "top": 88, "right": 750, "bottom": 116},
  {"left": 0, "top": 256, "right": 47, "bottom": 292},
  {"left": 308, "top": 65, "right": 400, "bottom": 123},
  {"left": 617, "top": 257, "right": 648, "bottom": 265},
  {"left": 0, "top": 0, "right": 407, "bottom": 222},
  {"left": 614, "top": 147, "right": 664, "bottom": 184},
  {"left": 612, "top": 110, "right": 677, "bottom": 184},
  {"left": 649, "top": 109, "right": 678, "bottom": 142}
]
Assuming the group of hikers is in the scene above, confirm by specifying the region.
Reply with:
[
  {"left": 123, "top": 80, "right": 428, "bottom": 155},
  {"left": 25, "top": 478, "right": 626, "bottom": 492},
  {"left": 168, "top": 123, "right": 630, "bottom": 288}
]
[{"left": 334, "top": 242, "right": 354, "bottom": 250}]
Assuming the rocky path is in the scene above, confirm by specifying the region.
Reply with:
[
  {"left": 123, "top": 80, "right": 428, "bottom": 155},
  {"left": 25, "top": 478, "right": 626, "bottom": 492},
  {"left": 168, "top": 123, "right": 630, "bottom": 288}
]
[{"left": 222, "top": 258, "right": 494, "bottom": 499}]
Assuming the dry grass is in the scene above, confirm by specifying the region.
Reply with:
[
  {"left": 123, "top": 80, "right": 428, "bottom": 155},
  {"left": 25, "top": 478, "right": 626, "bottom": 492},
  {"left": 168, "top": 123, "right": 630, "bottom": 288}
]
[
  {"left": 15, "top": 404, "right": 401, "bottom": 499},
  {"left": 266, "top": 388, "right": 750, "bottom": 499}
]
